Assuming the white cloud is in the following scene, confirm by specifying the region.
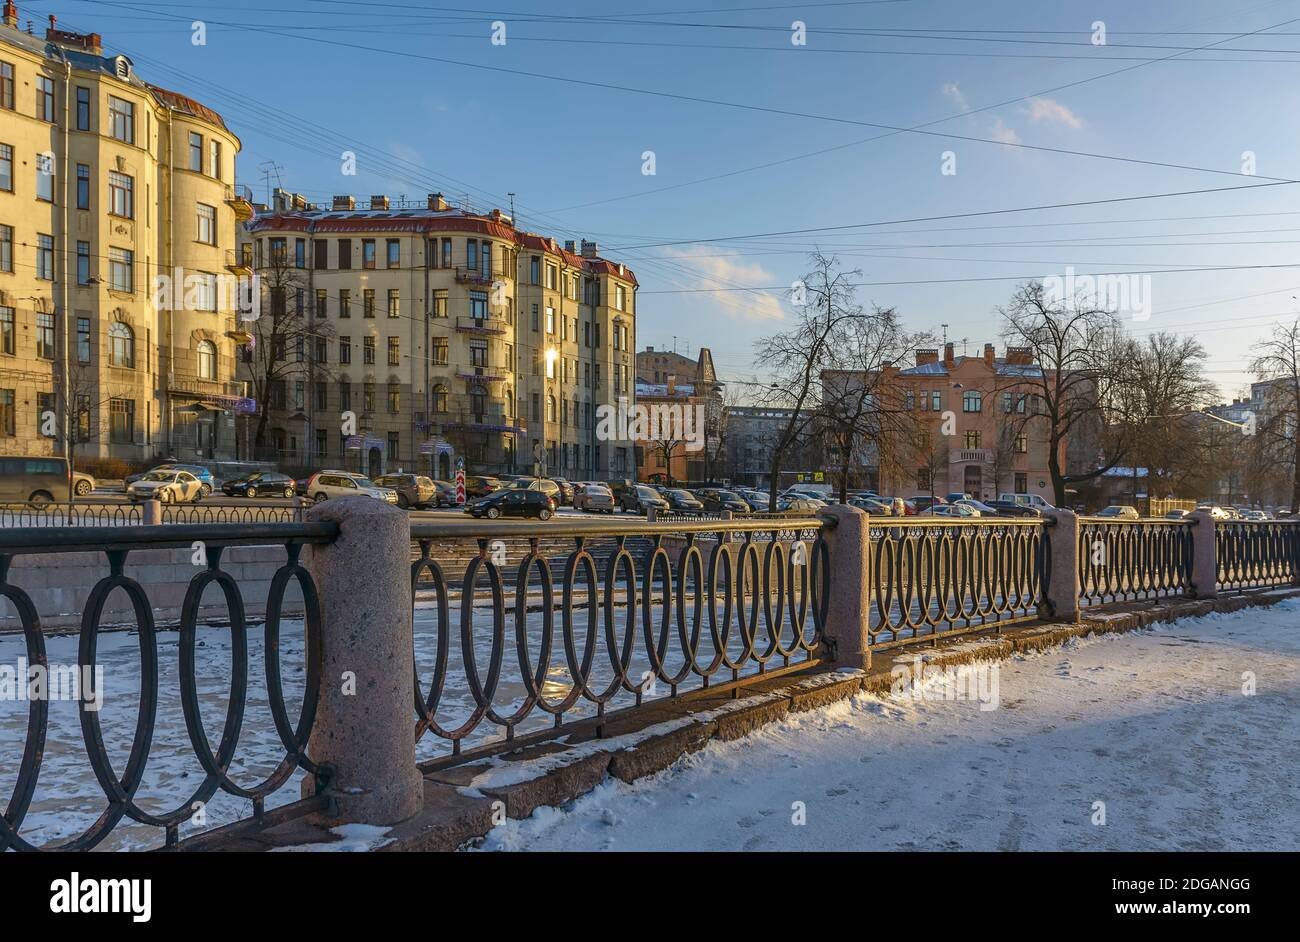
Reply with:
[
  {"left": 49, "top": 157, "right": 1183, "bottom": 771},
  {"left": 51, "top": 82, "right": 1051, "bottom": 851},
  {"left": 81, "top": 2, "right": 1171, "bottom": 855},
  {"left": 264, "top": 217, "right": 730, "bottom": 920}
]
[
  {"left": 661, "top": 247, "right": 786, "bottom": 322},
  {"left": 1022, "top": 96, "right": 1084, "bottom": 129},
  {"left": 990, "top": 118, "right": 1021, "bottom": 145},
  {"left": 941, "top": 81, "right": 969, "bottom": 112}
]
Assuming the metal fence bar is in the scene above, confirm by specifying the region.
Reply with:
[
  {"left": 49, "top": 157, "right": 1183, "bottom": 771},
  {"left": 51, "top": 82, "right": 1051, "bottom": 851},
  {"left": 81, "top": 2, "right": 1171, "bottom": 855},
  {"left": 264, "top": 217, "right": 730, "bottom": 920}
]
[{"left": 1077, "top": 517, "right": 1195, "bottom": 606}]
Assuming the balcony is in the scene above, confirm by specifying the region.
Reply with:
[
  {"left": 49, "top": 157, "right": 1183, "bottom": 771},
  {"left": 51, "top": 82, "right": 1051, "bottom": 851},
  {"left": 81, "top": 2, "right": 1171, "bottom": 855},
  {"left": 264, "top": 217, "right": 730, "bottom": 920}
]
[
  {"left": 226, "top": 184, "right": 255, "bottom": 222},
  {"left": 456, "top": 368, "right": 509, "bottom": 384},
  {"left": 454, "top": 267, "right": 497, "bottom": 287},
  {"left": 950, "top": 448, "right": 994, "bottom": 464},
  {"left": 437, "top": 408, "right": 526, "bottom": 436},
  {"left": 455, "top": 315, "right": 508, "bottom": 336},
  {"left": 226, "top": 249, "right": 253, "bottom": 277}
]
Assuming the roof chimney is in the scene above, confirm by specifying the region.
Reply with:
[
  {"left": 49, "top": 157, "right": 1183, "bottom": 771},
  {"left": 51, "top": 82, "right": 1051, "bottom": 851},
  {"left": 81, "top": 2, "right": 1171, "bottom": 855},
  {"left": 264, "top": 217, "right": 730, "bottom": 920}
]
[
  {"left": 3, "top": 3, "right": 16, "bottom": 28},
  {"left": 984, "top": 342, "right": 995, "bottom": 366},
  {"left": 1005, "top": 346, "right": 1033, "bottom": 366},
  {"left": 563, "top": 240, "right": 576, "bottom": 254},
  {"left": 580, "top": 239, "right": 599, "bottom": 258},
  {"left": 369, "top": 195, "right": 389, "bottom": 211},
  {"left": 915, "top": 348, "right": 939, "bottom": 366},
  {"left": 332, "top": 195, "right": 355, "bottom": 211},
  {"left": 428, "top": 193, "right": 449, "bottom": 211},
  {"left": 943, "top": 342, "right": 955, "bottom": 367}
]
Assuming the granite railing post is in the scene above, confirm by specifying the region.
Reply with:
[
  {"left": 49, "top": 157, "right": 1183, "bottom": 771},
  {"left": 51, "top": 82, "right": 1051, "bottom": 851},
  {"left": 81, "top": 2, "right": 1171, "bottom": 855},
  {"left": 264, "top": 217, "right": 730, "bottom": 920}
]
[
  {"left": 1189, "top": 509, "right": 1219, "bottom": 599},
  {"left": 1042, "top": 509, "right": 1079, "bottom": 622},
  {"left": 818, "top": 504, "right": 871, "bottom": 669},
  {"left": 301, "top": 495, "right": 424, "bottom": 825},
  {"left": 142, "top": 498, "right": 161, "bottom": 525}
]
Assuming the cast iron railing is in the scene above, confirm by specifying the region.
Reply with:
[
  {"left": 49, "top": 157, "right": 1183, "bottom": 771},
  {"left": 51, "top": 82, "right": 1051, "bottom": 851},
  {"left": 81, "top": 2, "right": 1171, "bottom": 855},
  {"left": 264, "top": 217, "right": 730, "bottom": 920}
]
[
  {"left": 868, "top": 518, "right": 1048, "bottom": 648},
  {"left": 1216, "top": 520, "right": 1300, "bottom": 591},
  {"left": 407, "top": 517, "right": 830, "bottom": 761},
  {"left": 1078, "top": 517, "right": 1194, "bottom": 606},
  {"left": 0, "top": 502, "right": 303, "bottom": 527},
  {"left": 0, "top": 523, "right": 332, "bottom": 852}
]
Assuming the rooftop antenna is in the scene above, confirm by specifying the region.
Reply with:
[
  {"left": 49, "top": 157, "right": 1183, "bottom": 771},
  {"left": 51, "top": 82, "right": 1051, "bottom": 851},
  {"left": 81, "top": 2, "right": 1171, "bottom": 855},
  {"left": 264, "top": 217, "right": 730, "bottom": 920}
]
[
  {"left": 961, "top": 337, "right": 969, "bottom": 356},
  {"left": 507, "top": 192, "right": 516, "bottom": 227},
  {"left": 941, "top": 323, "right": 949, "bottom": 345},
  {"left": 257, "top": 161, "right": 283, "bottom": 206}
]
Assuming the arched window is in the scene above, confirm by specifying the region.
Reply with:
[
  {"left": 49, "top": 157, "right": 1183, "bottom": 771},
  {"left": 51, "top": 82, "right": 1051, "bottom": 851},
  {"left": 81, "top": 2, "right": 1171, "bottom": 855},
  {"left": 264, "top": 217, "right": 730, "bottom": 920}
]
[
  {"left": 432, "top": 384, "right": 448, "bottom": 413},
  {"left": 547, "top": 394, "right": 556, "bottom": 422},
  {"left": 502, "top": 387, "right": 512, "bottom": 415},
  {"left": 470, "top": 385, "right": 486, "bottom": 419},
  {"left": 108, "top": 322, "right": 134, "bottom": 368},
  {"left": 197, "top": 340, "right": 216, "bottom": 379}
]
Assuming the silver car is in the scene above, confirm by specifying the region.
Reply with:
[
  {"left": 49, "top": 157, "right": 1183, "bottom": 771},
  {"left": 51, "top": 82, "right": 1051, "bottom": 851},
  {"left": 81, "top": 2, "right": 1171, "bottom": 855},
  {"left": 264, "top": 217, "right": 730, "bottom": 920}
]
[
  {"left": 305, "top": 471, "right": 398, "bottom": 504},
  {"left": 573, "top": 482, "right": 615, "bottom": 513}
]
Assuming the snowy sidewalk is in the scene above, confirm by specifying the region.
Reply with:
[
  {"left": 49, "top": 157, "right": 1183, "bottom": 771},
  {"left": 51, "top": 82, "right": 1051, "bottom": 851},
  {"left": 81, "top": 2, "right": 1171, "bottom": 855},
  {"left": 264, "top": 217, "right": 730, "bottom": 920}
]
[{"left": 481, "top": 600, "right": 1300, "bottom": 851}]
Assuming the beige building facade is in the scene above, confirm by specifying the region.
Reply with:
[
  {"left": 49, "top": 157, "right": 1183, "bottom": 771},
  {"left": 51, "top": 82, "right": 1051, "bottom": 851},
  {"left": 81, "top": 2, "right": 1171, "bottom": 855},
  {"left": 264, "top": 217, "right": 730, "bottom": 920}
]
[
  {"left": 239, "top": 191, "right": 638, "bottom": 480},
  {"left": 0, "top": 5, "right": 249, "bottom": 467}
]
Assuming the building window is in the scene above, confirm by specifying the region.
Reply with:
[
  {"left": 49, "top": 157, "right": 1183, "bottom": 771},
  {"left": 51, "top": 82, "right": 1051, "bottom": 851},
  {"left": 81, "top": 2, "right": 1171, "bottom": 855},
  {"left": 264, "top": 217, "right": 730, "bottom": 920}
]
[
  {"left": 962, "top": 390, "right": 982, "bottom": 413},
  {"left": 197, "top": 340, "right": 217, "bottom": 379},
  {"left": 388, "top": 336, "right": 400, "bottom": 366},
  {"left": 195, "top": 203, "right": 215, "bottom": 244},
  {"left": 37, "top": 235, "right": 54, "bottom": 280},
  {"left": 208, "top": 139, "right": 222, "bottom": 179},
  {"left": 363, "top": 289, "right": 375, "bottom": 318},
  {"left": 109, "top": 171, "right": 133, "bottom": 217},
  {"left": 188, "top": 132, "right": 203, "bottom": 171},
  {"left": 1015, "top": 434, "right": 1028, "bottom": 454},
  {"left": 0, "top": 143, "right": 11, "bottom": 191},
  {"left": 431, "top": 337, "right": 448, "bottom": 365},
  {"left": 964, "top": 430, "right": 981, "bottom": 449},
  {"left": 77, "top": 316, "right": 91, "bottom": 363},
  {"left": 432, "top": 384, "right": 448, "bottom": 413},
  {"left": 0, "top": 225, "right": 11, "bottom": 272},
  {"left": 338, "top": 336, "right": 351, "bottom": 364},
  {"left": 339, "top": 381, "right": 351, "bottom": 411},
  {"left": 470, "top": 292, "right": 487, "bottom": 320},
  {"left": 546, "top": 306, "right": 555, "bottom": 334},
  {"left": 109, "top": 398, "right": 135, "bottom": 443},
  {"left": 339, "top": 289, "right": 351, "bottom": 318},
  {"left": 337, "top": 238, "right": 351, "bottom": 269},
  {"left": 76, "top": 163, "right": 90, "bottom": 208},
  {"left": 0, "top": 306, "right": 13, "bottom": 355},
  {"left": 387, "top": 383, "right": 400, "bottom": 413},
  {"left": 930, "top": 390, "right": 942, "bottom": 411},
  {"left": 363, "top": 383, "right": 375, "bottom": 412},
  {"left": 470, "top": 339, "right": 487, "bottom": 367},
  {"left": 0, "top": 62, "right": 12, "bottom": 110},
  {"left": 108, "top": 96, "right": 134, "bottom": 143},
  {"left": 0, "top": 388, "right": 12, "bottom": 436},
  {"left": 36, "top": 153, "right": 53, "bottom": 201},
  {"left": 1015, "top": 472, "right": 1028, "bottom": 493},
  {"left": 387, "top": 239, "right": 400, "bottom": 269},
  {"left": 363, "top": 336, "right": 375, "bottom": 364},
  {"left": 36, "top": 76, "right": 54, "bottom": 122},
  {"left": 294, "top": 238, "right": 305, "bottom": 268},
  {"left": 77, "top": 241, "right": 90, "bottom": 284},
  {"left": 916, "top": 467, "right": 931, "bottom": 490},
  {"left": 615, "top": 285, "right": 626, "bottom": 311},
  {"left": 547, "top": 395, "right": 557, "bottom": 422},
  {"left": 362, "top": 239, "right": 376, "bottom": 269},
  {"left": 441, "top": 238, "right": 452, "bottom": 268},
  {"left": 388, "top": 289, "right": 400, "bottom": 318},
  {"left": 314, "top": 239, "right": 328, "bottom": 269},
  {"left": 109, "top": 247, "right": 133, "bottom": 292},
  {"left": 108, "top": 322, "right": 134, "bottom": 367},
  {"left": 432, "top": 290, "right": 447, "bottom": 318},
  {"left": 545, "top": 263, "right": 557, "bottom": 290},
  {"left": 315, "top": 288, "right": 327, "bottom": 318}
]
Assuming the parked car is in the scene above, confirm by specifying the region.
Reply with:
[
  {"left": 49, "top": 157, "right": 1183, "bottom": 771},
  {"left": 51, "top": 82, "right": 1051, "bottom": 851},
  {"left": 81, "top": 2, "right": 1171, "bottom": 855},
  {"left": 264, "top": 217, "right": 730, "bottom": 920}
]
[
  {"left": 72, "top": 470, "right": 96, "bottom": 497},
  {"left": 735, "top": 488, "right": 772, "bottom": 511},
  {"left": 0, "top": 455, "right": 73, "bottom": 506},
  {"left": 465, "top": 488, "right": 554, "bottom": 520},
  {"left": 849, "top": 496, "right": 893, "bottom": 515},
  {"left": 429, "top": 480, "right": 458, "bottom": 507},
  {"left": 662, "top": 488, "right": 705, "bottom": 514},
  {"left": 778, "top": 496, "right": 826, "bottom": 514},
  {"left": 956, "top": 498, "right": 1001, "bottom": 516},
  {"left": 1196, "top": 504, "right": 1231, "bottom": 520},
  {"left": 931, "top": 503, "right": 979, "bottom": 518},
  {"left": 304, "top": 471, "right": 398, "bottom": 504},
  {"left": 573, "top": 482, "right": 615, "bottom": 513},
  {"left": 695, "top": 488, "right": 750, "bottom": 513},
  {"left": 509, "top": 477, "right": 562, "bottom": 506},
  {"left": 984, "top": 499, "right": 1042, "bottom": 518},
  {"left": 548, "top": 476, "right": 575, "bottom": 506},
  {"left": 945, "top": 492, "right": 973, "bottom": 503},
  {"left": 464, "top": 475, "right": 503, "bottom": 499},
  {"left": 126, "top": 469, "right": 205, "bottom": 504},
  {"left": 606, "top": 478, "right": 637, "bottom": 503},
  {"left": 1096, "top": 505, "right": 1140, "bottom": 519},
  {"left": 373, "top": 473, "right": 438, "bottom": 509},
  {"left": 909, "top": 495, "right": 947, "bottom": 512},
  {"left": 1164, "top": 509, "right": 1191, "bottom": 520},
  {"left": 126, "top": 463, "right": 214, "bottom": 497},
  {"left": 998, "top": 492, "right": 1055, "bottom": 511},
  {"left": 620, "top": 484, "right": 670, "bottom": 515},
  {"left": 1241, "top": 509, "right": 1270, "bottom": 521},
  {"left": 222, "top": 471, "right": 297, "bottom": 499}
]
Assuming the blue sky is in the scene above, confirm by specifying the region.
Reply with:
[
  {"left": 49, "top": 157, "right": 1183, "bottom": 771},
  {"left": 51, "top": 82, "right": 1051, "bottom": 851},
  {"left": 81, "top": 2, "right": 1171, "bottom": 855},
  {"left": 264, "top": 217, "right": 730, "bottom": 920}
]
[{"left": 35, "top": 0, "right": 1300, "bottom": 396}]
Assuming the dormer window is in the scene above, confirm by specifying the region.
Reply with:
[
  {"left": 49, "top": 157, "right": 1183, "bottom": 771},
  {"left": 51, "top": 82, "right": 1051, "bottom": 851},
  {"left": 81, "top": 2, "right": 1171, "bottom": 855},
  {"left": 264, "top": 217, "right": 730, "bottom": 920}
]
[{"left": 114, "top": 56, "right": 131, "bottom": 79}]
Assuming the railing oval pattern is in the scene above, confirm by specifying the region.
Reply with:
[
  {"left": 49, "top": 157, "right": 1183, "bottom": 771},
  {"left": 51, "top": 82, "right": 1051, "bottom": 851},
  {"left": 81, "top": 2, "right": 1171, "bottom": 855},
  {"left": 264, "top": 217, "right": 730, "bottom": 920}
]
[
  {"left": 868, "top": 520, "right": 1046, "bottom": 647},
  {"left": 0, "top": 525, "right": 330, "bottom": 852},
  {"left": 1077, "top": 518, "right": 1194, "bottom": 606},
  {"left": 1216, "top": 520, "right": 1300, "bottom": 591},
  {"left": 407, "top": 519, "right": 829, "bottom": 757}
]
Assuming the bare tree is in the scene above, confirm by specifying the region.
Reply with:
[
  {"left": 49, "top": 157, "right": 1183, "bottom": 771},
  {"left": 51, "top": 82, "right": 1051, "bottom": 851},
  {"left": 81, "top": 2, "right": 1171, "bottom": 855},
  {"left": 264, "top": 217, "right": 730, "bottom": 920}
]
[
  {"left": 754, "top": 252, "right": 863, "bottom": 511},
  {"left": 1249, "top": 319, "right": 1300, "bottom": 511},
  {"left": 999, "top": 281, "right": 1134, "bottom": 506}
]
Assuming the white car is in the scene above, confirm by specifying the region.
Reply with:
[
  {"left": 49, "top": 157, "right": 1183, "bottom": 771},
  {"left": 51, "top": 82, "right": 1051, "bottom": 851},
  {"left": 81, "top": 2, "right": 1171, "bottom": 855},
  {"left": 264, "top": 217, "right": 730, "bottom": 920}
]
[
  {"left": 932, "top": 503, "right": 979, "bottom": 517},
  {"left": 126, "top": 470, "right": 205, "bottom": 504},
  {"left": 306, "top": 471, "right": 399, "bottom": 504}
]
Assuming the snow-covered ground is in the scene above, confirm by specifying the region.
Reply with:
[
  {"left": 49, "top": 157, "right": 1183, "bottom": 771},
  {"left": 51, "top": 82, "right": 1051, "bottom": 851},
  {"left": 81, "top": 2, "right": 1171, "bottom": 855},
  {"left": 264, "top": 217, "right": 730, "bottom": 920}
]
[{"left": 482, "top": 600, "right": 1300, "bottom": 851}]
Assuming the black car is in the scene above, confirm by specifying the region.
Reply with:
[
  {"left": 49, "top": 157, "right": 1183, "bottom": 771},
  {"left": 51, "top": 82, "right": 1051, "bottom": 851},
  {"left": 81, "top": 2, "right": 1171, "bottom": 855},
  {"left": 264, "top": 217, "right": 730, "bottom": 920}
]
[
  {"left": 464, "top": 475, "right": 503, "bottom": 499},
  {"left": 662, "top": 488, "right": 704, "bottom": 514},
  {"left": 465, "top": 488, "right": 555, "bottom": 520},
  {"left": 695, "top": 488, "right": 750, "bottom": 513},
  {"left": 984, "top": 499, "right": 1042, "bottom": 518},
  {"left": 222, "top": 471, "right": 296, "bottom": 499},
  {"left": 620, "top": 484, "right": 670, "bottom": 515}
]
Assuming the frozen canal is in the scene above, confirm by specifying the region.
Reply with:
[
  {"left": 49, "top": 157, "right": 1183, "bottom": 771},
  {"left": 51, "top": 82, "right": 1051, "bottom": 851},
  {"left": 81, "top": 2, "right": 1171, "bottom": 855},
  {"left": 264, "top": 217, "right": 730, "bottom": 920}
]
[{"left": 483, "top": 600, "right": 1300, "bottom": 851}]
